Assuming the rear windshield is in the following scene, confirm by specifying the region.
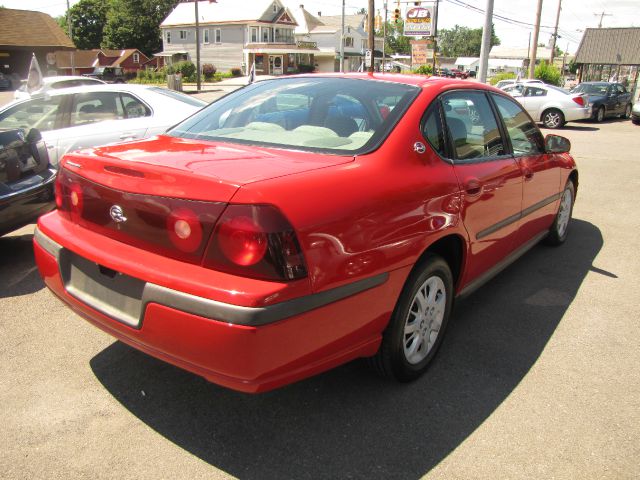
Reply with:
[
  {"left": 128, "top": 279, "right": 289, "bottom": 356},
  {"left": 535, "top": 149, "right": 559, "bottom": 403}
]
[
  {"left": 168, "top": 77, "right": 419, "bottom": 155},
  {"left": 149, "top": 87, "right": 207, "bottom": 107},
  {"left": 572, "top": 83, "right": 608, "bottom": 95}
]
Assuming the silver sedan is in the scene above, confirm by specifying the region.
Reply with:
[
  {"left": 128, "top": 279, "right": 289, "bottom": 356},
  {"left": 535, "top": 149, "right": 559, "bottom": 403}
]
[
  {"left": 0, "top": 84, "right": 206, "bottom": 165},
  {"left": 502, "top": 83, "right": 591, "bottom": 129}
]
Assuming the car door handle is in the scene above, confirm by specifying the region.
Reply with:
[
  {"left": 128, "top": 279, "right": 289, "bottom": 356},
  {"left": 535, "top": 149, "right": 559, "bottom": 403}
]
[{"left": 464, "top": 179, "right": 482, "bottom": 196}]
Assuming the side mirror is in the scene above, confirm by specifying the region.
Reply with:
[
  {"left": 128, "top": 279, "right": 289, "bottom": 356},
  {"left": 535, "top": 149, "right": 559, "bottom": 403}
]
[{"left": 545, "top": 134, "right": 571, "bottom": 153}]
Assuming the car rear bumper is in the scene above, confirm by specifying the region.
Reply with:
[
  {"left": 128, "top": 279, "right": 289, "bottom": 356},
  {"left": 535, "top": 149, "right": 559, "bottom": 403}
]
[
  {"left": 34, "top": 218, "right": 406, "bottom": 393},
  {"left": 564, "top": 106, "right": 592, "bottom": 122}
]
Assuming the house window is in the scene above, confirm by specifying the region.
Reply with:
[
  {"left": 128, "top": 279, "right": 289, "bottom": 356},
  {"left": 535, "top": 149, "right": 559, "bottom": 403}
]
[
  {"left": 273, "top": 3, "right": 277, "bottom": 12},
  {"left": 203, "top": 29, "right": 209, "bottom": 44},
  {"left": 275, "top": 28, "right": 293, "bottom": 43},
  {"left": 166, "top": 31, "right": 171, "bottom": 44},
  {"left": 251, "top": 27, "right": 259, "bottom": 42},
  {"left": 179, "top": 30, "right": 187, "bottom": 40},
  {"left": 344, "top": 37, "right": 354, "bottom": 48},
  {"left": 262, "top": 27, "right": 273, "bottom": 43},
  {"left": 215, "top": 28, "right": 221, "bottom": 43},
  {"left": 132, "top": 52, "right": 139, "bottom": 63}
]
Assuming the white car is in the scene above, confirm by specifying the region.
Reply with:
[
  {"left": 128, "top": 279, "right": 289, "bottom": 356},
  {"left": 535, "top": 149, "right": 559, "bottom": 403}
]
[
  {"left": 502, "top": 83, "right": 591, "bottom": 129},
  {"left": 495, "top": 79, "right": 544, "bottom": 90},
  {"left": 0, "top": 84, "right": 206, "bottom": 165},
  {"left": 13, "top": 75, "right": 106, "bottom": 101}
]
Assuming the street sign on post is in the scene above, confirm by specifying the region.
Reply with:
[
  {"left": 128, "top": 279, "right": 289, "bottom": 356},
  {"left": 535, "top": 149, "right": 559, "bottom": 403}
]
[{"left": 404, "top": 4, "right": 435, "bottom": 37}]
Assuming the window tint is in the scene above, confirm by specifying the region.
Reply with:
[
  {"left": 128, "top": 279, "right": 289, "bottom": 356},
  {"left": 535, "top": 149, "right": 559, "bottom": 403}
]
[
  {"left": 0, "top": 95, "right": 64, "bottom": 132},
  {"left": 421, "top": 102, "right": 446, "bottom": 157},
  {"left": 491, "top": 93, "right": 544, "bottom": 156},
  {"left": 615, "top": 84, "right": 626, "bottom": 94},
  {"left": 71, "top": 92, "right": 124, "bottom": 126},
  {"left": 120, "top": 93, "right": 151, "bottom": 118},
  {"left": 442, "top": 91, "right": 506, "bottom": 160},
  {"left": 525, "top": 86, "right": 546, "bottom": 97}
]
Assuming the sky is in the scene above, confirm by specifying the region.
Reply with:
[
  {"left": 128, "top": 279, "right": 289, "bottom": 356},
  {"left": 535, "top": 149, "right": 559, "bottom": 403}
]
[{"left": 2, "top": 0, "right": 638, "bottom": 53}]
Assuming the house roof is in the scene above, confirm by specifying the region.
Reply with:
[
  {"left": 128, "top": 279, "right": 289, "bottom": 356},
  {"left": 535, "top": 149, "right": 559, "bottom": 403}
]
[
  {"left": 112, "top": 49, "right": 149, "bottom": 66},
  {"left": 54, "top": 49, "right": 148, "bottom": 69},
  {"left": 575, "top": 28, "right": 640, "bottom": 65},
  {"left": 307, "top": 14, "right": 365, "bottom": 34},
  {"left": 0, "top": 8, "right": 74, "bottom": 48},
  {"left": 290, "top": 5, "right": 324, "bottom": 35},
  {"left": 161, "top": 0, "right": 296, "bottom": 26},
  {"left": 455, "top": 57, "right": 479, "bottom": 66},
  {"left": 488, "top": 58, "right": 523, "bottom": 69}
]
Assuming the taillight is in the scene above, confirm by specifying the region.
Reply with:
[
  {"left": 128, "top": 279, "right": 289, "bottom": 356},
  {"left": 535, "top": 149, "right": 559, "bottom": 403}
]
[
  {"left": 572, "top": 95, "right": 585, "bottom": 107},
  {"left": 167, "top": 207, "right": 203, "bottom": 253},
  {"left": 56, "top": 168, "right": 84, "bottom": 219},
  {"left": 204, "top": 204, "right": 307, "bottom": 281}
]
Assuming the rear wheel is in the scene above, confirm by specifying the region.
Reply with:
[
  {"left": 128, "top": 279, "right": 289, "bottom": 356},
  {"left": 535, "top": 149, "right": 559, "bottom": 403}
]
[
  {"left": 623, "top": 104, "right": 632, "bottom": 119},
  {"left": 545, "top": 180, "right": 575, "bottom": 246},
  {"left": 369, "top": 255, "right": 453, "bottom": 382},
  {"left": 542, "top": 109, "right": 565, "bottom": 129}
]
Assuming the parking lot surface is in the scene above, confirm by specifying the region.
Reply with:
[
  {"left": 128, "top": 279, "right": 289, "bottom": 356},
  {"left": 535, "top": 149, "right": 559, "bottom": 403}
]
[{"left": 1, "top": 89, "right": 639, "bottom": 478}]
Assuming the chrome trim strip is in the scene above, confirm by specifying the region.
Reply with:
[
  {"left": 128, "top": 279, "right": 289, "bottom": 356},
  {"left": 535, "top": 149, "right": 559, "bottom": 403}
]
[
  {"left": 35, "top": 228, "right": 389, "bottom": 327},
  {"left": 476, "top": 192, "right": 561, "bottom": 240},
  {"left": 457, "top": 231, "right": 548, "bottom": 298},
  {"left": 34, "top": 226, "right": 62, "bottom": 260}
]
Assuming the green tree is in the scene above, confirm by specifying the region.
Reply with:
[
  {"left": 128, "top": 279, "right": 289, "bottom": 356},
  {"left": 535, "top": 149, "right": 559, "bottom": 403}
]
[
  {"left": 102, "top": 0, "right": 179, "bottom": 56},
  {"left": 66, "top": 0, "right": 108, "bottom": 49},
  {"left": 378, "top": 20, "right": 411, "bottom": 55},
  {"left": 438, "top": 24, "right": 500, "bottom": 57}
]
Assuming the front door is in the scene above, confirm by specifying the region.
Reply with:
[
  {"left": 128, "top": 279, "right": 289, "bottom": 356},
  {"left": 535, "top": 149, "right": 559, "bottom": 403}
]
[{"left": 269, "top": 55, "right": 284, "bottom": 75}]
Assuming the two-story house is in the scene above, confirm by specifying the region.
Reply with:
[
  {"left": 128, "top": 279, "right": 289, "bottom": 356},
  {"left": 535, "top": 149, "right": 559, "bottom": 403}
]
[{"left": 159, "top": 0, "right": 321, "bottom": 75}]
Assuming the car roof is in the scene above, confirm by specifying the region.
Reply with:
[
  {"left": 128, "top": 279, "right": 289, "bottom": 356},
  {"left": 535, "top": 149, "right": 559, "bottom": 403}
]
[
  {"left": 267, "top": 72, "right": 474, "bottom": 89},
  {"left": 39, "top": 75, "right": 104, "bottom": 84},
  {"left": 30, "top": 83, "right": 159, "bottom": 97}
]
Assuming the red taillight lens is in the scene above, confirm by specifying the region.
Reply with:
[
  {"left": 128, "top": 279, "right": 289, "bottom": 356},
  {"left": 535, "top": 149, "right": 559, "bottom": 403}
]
[
  {"left": 572, "top": 95, "right": 585, "bottom": 107},
  {"left": 54, "top": 176, "right": 63, "bottom": 209},
  {"left": 204, "top": 204, "right": 307, "bottom": 281}
]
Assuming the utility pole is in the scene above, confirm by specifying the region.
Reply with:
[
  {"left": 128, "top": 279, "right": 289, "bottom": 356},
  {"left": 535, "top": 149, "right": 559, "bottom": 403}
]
[
  {"left": 382, "top": 2, "right": 388, "bottom": 72},
  {"left": 477, "top": 0, "right": 494, "bottom": 84},
  {"left": 195, "top": 0, "right": 201, "bottom": 91},
  {"left": 549, "top": 0, "right": 562, "bottom": 63},
  {"left": 340, "top": 0, "right": 345, "bottom": 73},
  {"left": 529, "top": 0, "right": 543, "bottom": 79},
  {"left": 594, "top": 11, "right": 612, "bottom": 28},
  {"left": 368, "top": 0, "right": 375, "bottom": 72},
  {"left": 66, "top": 0, "right": 75, "bottom": 75}
]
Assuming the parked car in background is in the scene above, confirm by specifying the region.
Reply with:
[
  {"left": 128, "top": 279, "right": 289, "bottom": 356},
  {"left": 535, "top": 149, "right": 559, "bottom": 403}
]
[
  {"left": 450, "top": 69, "right": 468, "bottom": 79},
  {"left": 435, "top": 68, "right": 456, "bottom": 78},
  {"left": 570, "top": 82, "right": 633, "bottom": 122},
  {"left": 0, "top": 128, "right": 55, "bottom": 235},
  {"left": 83, "top": 66, "right": 126, "bottom": 83},
  {"left": 0, "top": 72, "right": 12, "bottom": 91},
  {"left": 502, "top": 83, "right": 590, "bottom": 128},
  {"left": 13, "top": 75, "right": 106, "bottom": 101},
  {"left": 35, "top": 74, "right": 578, "bottom": 393},
  {"left": 631, "top": 100, "right": 640, "bottom": 125},
  {"left": 467, "top": 70, "right": 477, "bottom": 78},
  {"left": 0, "top": 84, "right": 206, "bottom": 165},
  {"left": 495, "top": 79, "right": 544, "bottom": 90}
]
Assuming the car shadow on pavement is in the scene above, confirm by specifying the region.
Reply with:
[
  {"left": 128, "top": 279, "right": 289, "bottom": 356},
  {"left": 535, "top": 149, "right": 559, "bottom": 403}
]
[
  {"left": 90, "top": 218, "right": 602, "bottom": 480},
  {"left": 549, "top": 124, "right": 599, "bottom": 132},
  {"left": 0, "top": 230, "right": 44, "bottom": 298}
]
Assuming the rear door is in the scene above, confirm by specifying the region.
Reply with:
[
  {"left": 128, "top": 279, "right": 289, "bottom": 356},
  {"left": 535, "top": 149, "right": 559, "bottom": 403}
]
[
  {"left": 55, "top": 91, "right": 149, "bottom": 157},
  {"left": 439, "top": 90, "right": 523, "bottom": 284}
]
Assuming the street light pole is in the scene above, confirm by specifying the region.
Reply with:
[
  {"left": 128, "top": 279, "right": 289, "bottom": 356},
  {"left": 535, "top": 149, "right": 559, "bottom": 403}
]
[
  {"left": 549, "top": 0, "right": 562, "bottom": 63},
  {"left": 368, "top": 0, "right": 375, "bottom": 72},
  {"left": 340, "top": 0, "right": 345, "bottom": 73},
  {"left": 477, "top": 0, "right": 494, "bottom": 84},
  {"left": 195, "top": 0, "right": 201, "bottom": 91},
  {"left": 529, "top": 0, "right": 543, "bottom": 79}
]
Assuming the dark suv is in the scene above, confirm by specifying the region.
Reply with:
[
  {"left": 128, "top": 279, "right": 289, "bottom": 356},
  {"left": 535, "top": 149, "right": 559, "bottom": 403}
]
[
  {"left": 0, "top": 128, "right": 55, "bottom": 235},
  {"left": 83, "top": 67, "right": 126, "bottom": 84}
]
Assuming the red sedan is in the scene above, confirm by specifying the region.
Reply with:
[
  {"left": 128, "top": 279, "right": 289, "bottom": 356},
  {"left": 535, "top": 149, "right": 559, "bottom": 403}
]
[{"left": 34, "top": 74, "right": 577, "bottom": 393}]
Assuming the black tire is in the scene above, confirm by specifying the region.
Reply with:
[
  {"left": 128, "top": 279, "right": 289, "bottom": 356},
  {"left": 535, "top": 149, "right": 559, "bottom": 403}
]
[
  {"left": 632, "top": 117, "right": 640, "bottom": 126},
  {"left": 623, "top": 104, "right": 632, "bottom": 119},
  {"left": 542, "top": 109, "right": 565, "bottom": 129},
  {"left": 595, "top": 106, "right": 605, "bottom": 122},
  {"left": 545, "top": 180, "right": 575, "bottom": 246},
  {"left": 368, "top": 254, "right": 453, "bottom": 382}
]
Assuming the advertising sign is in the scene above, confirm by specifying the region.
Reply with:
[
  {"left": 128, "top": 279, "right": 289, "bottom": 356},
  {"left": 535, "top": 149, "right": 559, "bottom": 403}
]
[
  {"left": 411, "top": 39, "right": 435, "bottom": 66},
  {"left": 404, "top": 5, "right": 435, "bottom": 37}
]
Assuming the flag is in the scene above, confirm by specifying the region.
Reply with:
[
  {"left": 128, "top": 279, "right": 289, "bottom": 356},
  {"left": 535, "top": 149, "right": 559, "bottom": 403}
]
[
  {"left": 26, "top": 53, "right": 43, "bottom": 94},
  {"left": 248, "top": 61, "right": 255, "bottom": 84}
]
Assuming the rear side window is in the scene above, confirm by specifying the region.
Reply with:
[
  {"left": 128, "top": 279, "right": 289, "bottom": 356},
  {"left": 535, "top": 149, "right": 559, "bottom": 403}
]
[
  {"left": 441, "top": 91, "right": 506, "bottom": 160},
  {"left": 491, "top": 93, "right": 544, "bottom": 156},
  {"left": 71, "top": 92, "right": 124, "bottom": 126},
  {"left": 421, "top": 102, "right": 447, "bottom": 157}
]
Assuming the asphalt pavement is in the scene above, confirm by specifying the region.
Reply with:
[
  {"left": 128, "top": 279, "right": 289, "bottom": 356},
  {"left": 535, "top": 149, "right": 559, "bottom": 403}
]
[{"left": 0, "top": 90, "right": 639, "bottom": 479}]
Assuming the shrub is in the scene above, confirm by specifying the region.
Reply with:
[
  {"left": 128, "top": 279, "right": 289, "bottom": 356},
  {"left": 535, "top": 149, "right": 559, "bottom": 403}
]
[
  {"left": 534, "top": 60, "right": 562, "bottom": 86},
  {"left": 202, "top": 63, "right": 217, "bottom": 81},
  {"left": 297, "top": 64, "right": 315, "bottom": 73},
  {"left": 489, "top": 72, "right": 516, "bottom": 86},
  {"left": 414, "top": 64, "right": 433, "bottom": 75},
  {"left": 175, "top": 61, "right": 196, "bottom": 78},
  {"left": 231, "top": 67, "right": 242, "bottom": 77}
]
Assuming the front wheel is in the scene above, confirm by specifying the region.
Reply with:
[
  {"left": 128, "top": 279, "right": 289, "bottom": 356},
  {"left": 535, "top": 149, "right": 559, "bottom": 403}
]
[
  {"left": 545, "top": 181, "right": 575, "bottom": 245},
  {"left": 542, "top": 109, "right": 565, "bottom": 129},
  {"left": 595, "top": 106, "right": 605, "bottom": 122},
  {"left": 368, "top": 255, "right": 453, "bottom": 382}
]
